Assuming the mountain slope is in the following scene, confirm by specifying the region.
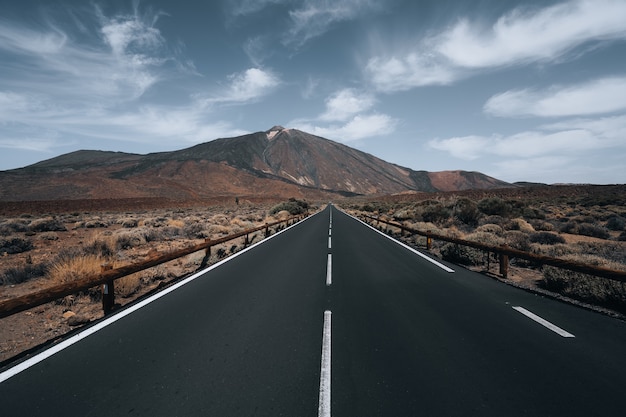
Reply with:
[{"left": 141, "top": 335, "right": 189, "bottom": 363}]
[{"left": 0, "top": 126, "right": 512, "bottom": 201}]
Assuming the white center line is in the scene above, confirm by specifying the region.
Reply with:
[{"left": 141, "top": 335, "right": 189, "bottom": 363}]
[
  {"left": 512, "top": 306, "right": 575, "bottom": 338},
  {"left": 328, "top": 236, "right": 332, "bottom": 249},
  {"left": 329, "top": 228, "right": 332, "bottom": 236},
  {"left": 318, "top": 310, "right": 332, "bottom": 417},
  {"left": 326, "top": 254, "right": 332, "bottom": 286}
]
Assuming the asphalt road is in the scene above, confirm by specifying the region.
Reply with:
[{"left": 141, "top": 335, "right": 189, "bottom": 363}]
[{"left": 2, "top": 205, "right": 626, "bottom": 416}]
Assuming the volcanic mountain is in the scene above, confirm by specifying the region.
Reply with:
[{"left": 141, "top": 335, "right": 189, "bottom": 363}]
[{"left": 0, "top": 126, "right": 511, "bottom": 201}]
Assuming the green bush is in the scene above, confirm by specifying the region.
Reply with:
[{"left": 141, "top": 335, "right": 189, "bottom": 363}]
[
  {"left": 420, "top": 203, "right": 450, "bottom": 225},
  {"left": 578, "top": 223, "right": 610, "bottom": 239},
  {"left": 454, "top": 198, "right": 481, "bottom": 226},
  {"left": 29, "top": 217, "right": 67, "bottom": 232}
]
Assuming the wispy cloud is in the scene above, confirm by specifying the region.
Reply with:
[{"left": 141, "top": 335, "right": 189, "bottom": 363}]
[
  {"left": 284, "top": 0, "right": 379, "bottom": 48},
  {"left": 366, "top": 0, "right": 626, "bottom": 92},
  {"left": 484, "top": 76, "right": 626, "bottom": 118},
  {"left": 319, "top": 89, "right": 375, "bottom": 122}
]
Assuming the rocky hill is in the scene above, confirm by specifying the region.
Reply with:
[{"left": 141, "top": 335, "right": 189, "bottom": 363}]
[{"left": 0, "top": 126, "right": 512, "bottom": 201}]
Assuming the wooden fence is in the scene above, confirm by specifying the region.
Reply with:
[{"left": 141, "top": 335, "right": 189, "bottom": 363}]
[
  {"left": 360, "top": 214, "right": 626, "bottom": 282},
  {"left": 0, "top": 215, "right": 307, "bottom": 319}
]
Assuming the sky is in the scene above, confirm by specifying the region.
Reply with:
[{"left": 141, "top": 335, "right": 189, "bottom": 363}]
[{"left": 1, "top": 0, "right": 625, "bottom": 184}]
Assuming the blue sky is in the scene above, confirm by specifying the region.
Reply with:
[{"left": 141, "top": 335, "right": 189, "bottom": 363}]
[{"left": 1, "top": 0, "right": 625, "bottom": 184}]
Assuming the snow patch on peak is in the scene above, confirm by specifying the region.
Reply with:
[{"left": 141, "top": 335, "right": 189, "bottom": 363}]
[{"left": 266, "top": 125, "right": 290, "bottom": 140}]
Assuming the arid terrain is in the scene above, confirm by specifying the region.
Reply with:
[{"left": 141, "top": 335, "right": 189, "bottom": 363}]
[{"left": 1, "top": 184, "right": 626, "bottom": 365}]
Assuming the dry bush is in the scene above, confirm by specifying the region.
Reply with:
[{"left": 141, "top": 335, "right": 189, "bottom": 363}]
[
  {"left": 0, "top": 219, "right": 30, "bottom": 234},
  {"left": 543, "top": 255, "right": 626, "bottom": 313},
  {"left": 168, "top": 219, "right": 185, "bottom": 228},
  {"left": 475, "top": 224, "right": 504, "bottom": 236},
  {"left": 508, "top": 218, "right": 535, "bottom": 233},
  {"left": 1, "top": 262, "right": 48, "bottom": 285},
  {"left": 29, "top": 217, "right": 67, "bottom": 232},
  {"left": 38, "top": 232, "right": 59, "bottom": 241},
  {"left": 116, "top": 274, "right": 142, "bottom": 298}
]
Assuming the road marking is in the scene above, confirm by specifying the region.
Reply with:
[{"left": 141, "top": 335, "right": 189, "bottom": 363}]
[
  {"left": 328, "top": 236, "right": 332, "bottom": 249},
  {"left": 512, "top": 306, "right": 575, "bottom": 338},
  {"left": 326, "top": 254, "right": 332, "bottom": 286},
  {"left": 348, "top": 213, "right": 455, "bottom": 273},
  {"left": 0, "top": 211, "right": 323, "bottom": 384},
  {"left": 318, "top": 310, "right": 332, "bottom": 417},
  {"left": 329, "top": 228, "right": 332, "bottom": 236}
]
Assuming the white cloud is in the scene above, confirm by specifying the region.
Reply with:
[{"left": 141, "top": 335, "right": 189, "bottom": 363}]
[
  {"left": 202, "top": 68, "right": 281, "bottom": 105},
  {"left": 485, "top": 76, "right": 626, "bottom": 117},
  {"left": 284, "top": 0, "right": 379, "bottom": 47},
  {"left": 366, "top": 0, "right": 626, "bottom": 92},
  {"left": 319, "top": 89, "right": 375, "bottom": 122},
  {"left": 293, "top": 113, "right": 396, "bottom": 142},
  {"left": 428, "top": 113, "right": 626, "bottom": 183}
]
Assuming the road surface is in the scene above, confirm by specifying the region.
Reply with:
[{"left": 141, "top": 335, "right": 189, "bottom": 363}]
[{"left": 2, "top": 205, "right": 626, "bottom": 416}]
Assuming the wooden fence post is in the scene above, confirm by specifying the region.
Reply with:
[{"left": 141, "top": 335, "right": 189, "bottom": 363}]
[
  {"left": 426, "top": 231, "right": 432, "bottom": 250},
  {"left": 265, "top": 223, "right": 270, "bottom": 237},
  {"left": 101, "top": 264, "right": 114, "bottom": 314},
  {"left": 200, "top": 240, "right": 211, "bottom": 269},
  {"left": 499, "top": 245, "right": 509, "bottom": 278}
]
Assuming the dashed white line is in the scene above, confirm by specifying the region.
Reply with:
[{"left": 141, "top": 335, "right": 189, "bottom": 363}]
[
  {"left": 328, "top": 236, "right": 332, "bottom": 249},
  {"left": 326, "top": 254, "right": 332, "bottom": 286},
  {"left": 512, "top": 306, "right": 575, "bottom": 338},
  {"left": 318, "top": 310, "right": 332, "bottom": 417}
]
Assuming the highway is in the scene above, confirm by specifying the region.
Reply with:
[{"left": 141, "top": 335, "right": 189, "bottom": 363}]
[{"left": 2, "top": 205, "right": 626, "bottom": 416}]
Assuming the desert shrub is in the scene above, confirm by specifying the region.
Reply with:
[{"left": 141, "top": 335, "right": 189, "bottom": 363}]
[
  {"left": 0, "top": 237, "right": 34, "bottom": 254},
  {"left": 530, "top": 219, "right": 555, "bottom": 231},
  {"left": 619, "top": 231, "right": 626, "bottom": 241},
  {"left": 270, "top": 198, "right": 308, "bottom": 215},
  {"left": 574, "top": 242, "right": 626, "bottom": 265},
  {"left": 504, "top": 231, "right": 531, "bottom": 252},
  {"left": 577, "top": 223, "right": 610, "bottom": 239},
  {"left": 606, "top": 216, "right": 626, "bottom": 231},
  {"left": 392, "top": 209, "right": 416, "bottom": 221},
  {"left": 529, "top": 232, "right": 566, "bottom": 245},
  {"left": 475, "top": 224, "right": 504, "bottom": 236},
  {"left": 420, "top": 203, "right": 450, "bottom": 225},
  {"left": 478, "top": 197, "right": 511, "bottom": 217},
  {"left": 184, "top": 222, "right": 207, "bottom": 239},
  {"left": 454, "top": 198, "right": 481, "bottom": 226},
  {"left": 1, "top": 262, "right": 48, "bottom": 285},
  {"left": 522, "top": 207, "right": 546, "bottom": 219},
  {"left": 116, "top": 275, "right": 142, "bottom": 298},
  {"left": 560, "top": 221, "right": 578, "bottom": 234},
  {"left": 465, "top": 231, "right": 505, "bottom": 247},
  {"left": 29, "top": 217, "right": 66, "bottom": 232},
  {"left": 114, "top": 231, "right": 146, "bottom": 250},
  {"left": 49, "top": 254, "right": 108, "bottom": 300},
  {"left": 0, "top": 219, "right": 30, "bottom": 234},
  {"left": 121, "top": 218, "right": 138, "bottom": 228},
  {"left": 440, "top": 243, "right": 484, "bottom": 266},
  {"left": 508, "top": 218, "right": 535, "bottom": 233},
  {"left": 543, "top": 256, "right": 626, "bottom": 313},
  {"left": 83, "top": 238, "right": 115, "bottom": 257},
  {"left": 479, "top": 215, "right": 508, "bottom": 227}
]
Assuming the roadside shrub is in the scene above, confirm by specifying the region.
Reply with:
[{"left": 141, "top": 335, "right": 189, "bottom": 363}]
[
  {"left": 530, "top": 219, "right": 555, "bottom": 231},
  {"left": 184, "top": 222, "right": 207, "bottom": 239},
  {"left": 508, "top": 218, "right": 535, "bottom": 233},
  {"left": 542, "top": 256, "right": 626, "bottom": 313},
  {"left": 121, "top": 218, "right": 138, "bottom": 228},
  {"left": 83, "top": 238, "right": 115, "bottom": 257},
  {"left": 619, "top": 231, "right": 626, "bottom": 242},
  {"left": 49, "top": 254, "right": 108, "bottom": 300},
  {"left": 529, "top": 232, "right": 566, "bottom": 245},
  {"left": 1, "top": 262, "right": 48, "bottom": 285},
  {"left": 0, "top": 237, "right": 34, "bottom": 254},
  {"left": 478, "top": 197, "right": 511, "bottom": 217},
  {"left": 440, "top": 243, "right": 484, "bottom": 266},
  {"left": 560, "top": 221, "right": 578, "bottom": 234},
  {"left": 270, "top": 198, "right": 308, "bottom": 215},
  {"left": 29, "top": 217, "right": 67, "bottom": 232},
  {"left": 504, "top": 231, "right": 531, "bottom": 252}
]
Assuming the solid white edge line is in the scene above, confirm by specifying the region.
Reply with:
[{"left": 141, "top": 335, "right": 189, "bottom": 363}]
[
  {"left": 0, "top": 210, "right": 323, "bottom": 384},
  {"left": 345, "top": 212, "right": 455, "bottom": 273},
  {"left": 326, "top": 254, "right": 332, "bottom": 286},
  {"left": 318, "top": 310, "right": 332, "bottom": 417},
  {"left": 512, "top": 306, "right": 575, "bottom": 338}
]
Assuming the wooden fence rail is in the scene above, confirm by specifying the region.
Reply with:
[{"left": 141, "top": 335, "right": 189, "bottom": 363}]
[
  {"left": 360, "top": 214, "right": 626, "bottom": 283},
  {"left": 0, "top": 215, "right": 306, "bottom": 319}
]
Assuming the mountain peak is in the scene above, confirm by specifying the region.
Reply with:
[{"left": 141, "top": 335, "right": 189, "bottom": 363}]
[{"left": 266, "top": 125, "right": 289, "bottom": 140}]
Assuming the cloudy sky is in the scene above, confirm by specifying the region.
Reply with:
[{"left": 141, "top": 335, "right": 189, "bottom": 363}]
[{"left": 1, "top": 0, "right": 625, "bottom": 184}]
